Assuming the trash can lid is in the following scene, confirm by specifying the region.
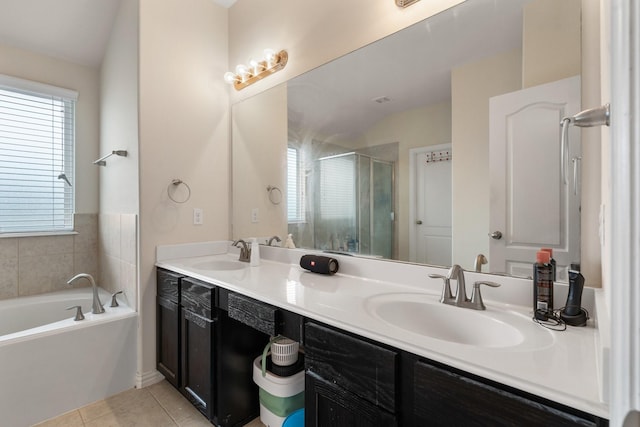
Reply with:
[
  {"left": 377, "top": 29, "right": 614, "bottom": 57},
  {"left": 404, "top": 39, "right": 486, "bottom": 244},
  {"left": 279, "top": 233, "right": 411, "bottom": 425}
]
[{"left": 283, "top": 408, "right": 304, "bottom": 427}]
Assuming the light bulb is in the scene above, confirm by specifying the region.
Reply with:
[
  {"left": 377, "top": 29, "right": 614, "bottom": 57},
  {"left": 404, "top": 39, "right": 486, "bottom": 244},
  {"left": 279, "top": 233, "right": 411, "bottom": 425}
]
[
  {"left": 223, "top": 71, "right": 237, "bottom": 85},
  {"left": 249, "top": 58, "right": 264, "bottom": 75},
  {"left": 235, "top": 64, "right": 249, "bottom": 80},
  {"left": 263, "top": 49, "right": 277, "bottom": 67}
]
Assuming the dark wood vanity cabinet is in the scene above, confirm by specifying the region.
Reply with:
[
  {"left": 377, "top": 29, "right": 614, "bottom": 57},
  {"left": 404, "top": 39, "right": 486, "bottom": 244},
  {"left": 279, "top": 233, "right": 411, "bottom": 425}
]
[
  {"left": 156, "top": 268, "right": 182, "bottom": 387},
  {"left": 156, "top": 270, "right": 268, "bottom": 426},
  {"left": 304, "top": 322, "right": 398, "bottom": 427},
  {"left": 404, "top": 357, "right": 608, "bottom": 427},
  {"left": 159, "top": 268, "right": 607, "bottom": 426}
]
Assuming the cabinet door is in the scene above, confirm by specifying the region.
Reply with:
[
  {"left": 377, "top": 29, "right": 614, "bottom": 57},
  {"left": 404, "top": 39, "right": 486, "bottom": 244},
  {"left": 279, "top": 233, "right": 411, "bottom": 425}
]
[
  {"left": 181, "top": 308, "right": 215, "bottom": 420},
  {"left": 305, "top": 372, "right": 397, "bottom": 427},
  {"left": 412, "top": 360, "right": 601, "bottom": 427},
  {"left": 305, "top": 323, "right": 397, "bottom": 413},
  {"left": 157, "top": 296, "right": 180, "bottom": 387}
]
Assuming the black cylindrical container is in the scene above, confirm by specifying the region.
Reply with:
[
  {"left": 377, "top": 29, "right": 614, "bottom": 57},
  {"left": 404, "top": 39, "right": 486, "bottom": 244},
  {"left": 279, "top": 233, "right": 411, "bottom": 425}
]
[{"left": 533, "top": 250, "right": 554, "bottom": 320}]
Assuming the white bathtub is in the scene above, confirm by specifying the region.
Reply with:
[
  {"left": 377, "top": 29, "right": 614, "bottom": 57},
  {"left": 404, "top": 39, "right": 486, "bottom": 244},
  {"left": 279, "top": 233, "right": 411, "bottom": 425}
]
[{"left": 0, "top": 288, "right": 137, "bottom": 427}]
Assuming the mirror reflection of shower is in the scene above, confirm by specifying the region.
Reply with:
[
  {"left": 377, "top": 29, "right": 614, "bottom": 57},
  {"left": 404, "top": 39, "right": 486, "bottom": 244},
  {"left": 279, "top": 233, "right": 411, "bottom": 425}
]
[{"left": 301, "top": 151, "right": 394, "bottom": 258}]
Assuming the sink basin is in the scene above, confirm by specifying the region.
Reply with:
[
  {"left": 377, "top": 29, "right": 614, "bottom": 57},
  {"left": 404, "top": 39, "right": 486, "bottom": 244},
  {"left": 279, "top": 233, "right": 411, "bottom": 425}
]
[
  {"left": 365, "top": 293, "right": 553, "bottom": 349},
  {"left": 190, "top": 260, "right": 247, "bottom": 271}
]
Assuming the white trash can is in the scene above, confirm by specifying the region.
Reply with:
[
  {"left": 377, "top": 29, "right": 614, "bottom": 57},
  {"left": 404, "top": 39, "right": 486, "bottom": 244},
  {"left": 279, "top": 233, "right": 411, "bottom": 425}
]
[{"left": 252, "top": 353, "right": 304, "bottom": 427}]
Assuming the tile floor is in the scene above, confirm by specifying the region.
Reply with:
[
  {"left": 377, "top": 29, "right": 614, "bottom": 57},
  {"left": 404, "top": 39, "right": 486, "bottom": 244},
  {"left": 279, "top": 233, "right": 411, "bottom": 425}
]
[{"left": 33, "top": 380, "right": 265, "bottom": 427}]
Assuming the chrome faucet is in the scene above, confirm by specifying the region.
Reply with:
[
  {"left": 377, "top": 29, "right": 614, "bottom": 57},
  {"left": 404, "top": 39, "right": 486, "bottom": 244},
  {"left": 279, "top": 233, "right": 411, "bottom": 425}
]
[
  {"left": 232, "top": 239, "right": 251, "bottom": 262},
  {"left": 67, "top": 273, "right": 105, "bottom": 314},
  {"left": 429, "top": 264, "right": 500, "bottom": 310},
  {"left": 266, "top": 235, "right": 281, "bottom": 246}
]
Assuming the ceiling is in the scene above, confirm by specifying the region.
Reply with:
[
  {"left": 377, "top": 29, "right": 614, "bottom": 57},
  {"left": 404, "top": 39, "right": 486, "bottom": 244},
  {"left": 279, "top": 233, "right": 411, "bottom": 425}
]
[
  {"left": 287, "top": 0, "right": 529, "bottom": 139},
  {"left": 0, "top": 0, "right": 236, "bottom": 68}
]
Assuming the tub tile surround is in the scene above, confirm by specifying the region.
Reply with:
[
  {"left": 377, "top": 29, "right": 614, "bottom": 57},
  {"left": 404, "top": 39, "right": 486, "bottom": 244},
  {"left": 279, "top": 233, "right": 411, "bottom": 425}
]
[
  {"left": 0, "top": 213, "right": 99, "bottom": 300},
  {"left": 98, "top": 213, "right": 138, "bottom": 310},
  {"left": 156, "top": 241, "right": 609, "bottom": 419}
]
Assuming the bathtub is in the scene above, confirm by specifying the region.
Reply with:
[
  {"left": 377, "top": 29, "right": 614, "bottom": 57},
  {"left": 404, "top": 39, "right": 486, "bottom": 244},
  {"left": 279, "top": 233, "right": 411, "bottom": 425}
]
[{"left": 0, "top": 288, "right": 137, "bottom": 427}]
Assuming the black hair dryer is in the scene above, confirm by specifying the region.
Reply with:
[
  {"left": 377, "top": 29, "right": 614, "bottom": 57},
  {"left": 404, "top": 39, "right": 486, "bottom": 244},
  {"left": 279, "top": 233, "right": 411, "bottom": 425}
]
[{"left": 560, "top": 268, "right": 588, "bottom": 326}]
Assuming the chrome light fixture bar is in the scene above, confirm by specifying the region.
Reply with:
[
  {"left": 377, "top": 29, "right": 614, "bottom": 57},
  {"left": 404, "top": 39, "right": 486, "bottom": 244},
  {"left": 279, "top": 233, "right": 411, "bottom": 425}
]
[{"left": 224, "top": 49, "right": 288, "bottom": 91}]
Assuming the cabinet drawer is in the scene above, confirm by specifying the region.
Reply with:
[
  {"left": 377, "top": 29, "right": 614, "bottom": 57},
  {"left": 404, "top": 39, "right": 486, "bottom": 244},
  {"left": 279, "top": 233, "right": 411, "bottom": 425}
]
[
  {"left": 181, "top": 277, "right": 217, "bottom": 319},
  {"left": 305, "top": 322, "right": 397, "bottom": 413},
  {"left": 227, "top": 293, "right": 280, "bottom": 336},
  {"left": 157, "top": 268, "right": 182, "bottom": 302}
]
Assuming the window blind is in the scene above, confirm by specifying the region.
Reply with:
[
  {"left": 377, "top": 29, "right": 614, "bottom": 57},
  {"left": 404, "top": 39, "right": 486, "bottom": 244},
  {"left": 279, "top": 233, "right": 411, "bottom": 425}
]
[
  {"left": 318, "top": 155, "right": 355, "bottom": 220},
  {"left": 0, "top": 75, "right": 77, "bottom": 233}
]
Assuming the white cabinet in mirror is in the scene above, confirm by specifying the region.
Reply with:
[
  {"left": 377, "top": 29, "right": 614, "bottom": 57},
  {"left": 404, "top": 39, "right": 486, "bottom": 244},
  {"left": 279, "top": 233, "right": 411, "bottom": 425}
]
[{"left": 231, "top": 0, "right": 590, "bottom": 283}]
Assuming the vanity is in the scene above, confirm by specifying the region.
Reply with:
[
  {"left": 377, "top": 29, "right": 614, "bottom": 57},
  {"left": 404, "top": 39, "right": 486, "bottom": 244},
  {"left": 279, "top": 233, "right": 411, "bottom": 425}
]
[{"left": 156, "top": 241, "right": 609, "bottom": 426}]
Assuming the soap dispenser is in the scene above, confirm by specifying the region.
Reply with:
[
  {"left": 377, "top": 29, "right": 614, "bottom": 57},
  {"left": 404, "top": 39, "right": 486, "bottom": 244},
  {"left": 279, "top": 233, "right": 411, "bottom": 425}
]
[
  {"left": 250, "top": 237, "right": 260, "bottom": 267},
  {"left": 284, "top": 233, "right": 296, "bottom": 249}
]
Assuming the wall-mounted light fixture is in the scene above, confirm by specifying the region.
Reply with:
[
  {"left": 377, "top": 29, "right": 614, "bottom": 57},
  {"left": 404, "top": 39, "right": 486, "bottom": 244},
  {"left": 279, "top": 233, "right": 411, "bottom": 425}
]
[
  {"left": 396, "top": 0, "right": 420, "bottom": 7},
  {"left": 224, "top": 49, "right": 288, "bottom": 91}
]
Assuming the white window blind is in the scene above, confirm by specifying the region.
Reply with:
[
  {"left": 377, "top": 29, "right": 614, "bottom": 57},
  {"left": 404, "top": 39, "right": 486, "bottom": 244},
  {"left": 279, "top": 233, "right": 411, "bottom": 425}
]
[
  {"left": 319, "top": 155, "right": 355, "bottom": 220},
  {"left": 287, "top": 146, "right": 305, "bottom": 222},
  {"left": 0, "top": 75, "right": 77, "bottom": 233}
]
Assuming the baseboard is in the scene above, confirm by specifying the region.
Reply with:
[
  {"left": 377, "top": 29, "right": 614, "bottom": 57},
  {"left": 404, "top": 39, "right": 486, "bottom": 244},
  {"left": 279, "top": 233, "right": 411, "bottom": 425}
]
[{"left": 136, "top": 369, "right": 165, "bottom": 388}]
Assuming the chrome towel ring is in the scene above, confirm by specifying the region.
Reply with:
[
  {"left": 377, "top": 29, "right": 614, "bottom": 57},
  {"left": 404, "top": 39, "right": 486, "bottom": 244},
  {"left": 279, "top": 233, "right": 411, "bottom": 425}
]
[
  {"left": 168, "top": 179, "right": 191, "bottom": 203},
  {"left": 267, "top": 185, "right": 282, "bottom": 205}
]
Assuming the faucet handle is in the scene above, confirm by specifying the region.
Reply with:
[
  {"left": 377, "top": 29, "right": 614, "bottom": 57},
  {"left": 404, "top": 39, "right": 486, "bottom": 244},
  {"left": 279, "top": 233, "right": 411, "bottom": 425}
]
[
  {"left": 470, "top": 281, "right": 501, "bottom": 310},
  {"left": 110, "top": 291, "right": 123, "bottom": 307},
  {"left": 66, "top": 305, "right": 85, "bottom": 321},
  {"left": 429, "top": 273, "right": 453, "bottom": 302}
]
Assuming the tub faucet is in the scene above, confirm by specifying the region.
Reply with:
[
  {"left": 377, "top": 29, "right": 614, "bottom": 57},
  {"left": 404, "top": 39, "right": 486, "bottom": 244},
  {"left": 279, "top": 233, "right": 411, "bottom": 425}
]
[{"left": 67, "top": 273, "right": 105, "bottom": 314}]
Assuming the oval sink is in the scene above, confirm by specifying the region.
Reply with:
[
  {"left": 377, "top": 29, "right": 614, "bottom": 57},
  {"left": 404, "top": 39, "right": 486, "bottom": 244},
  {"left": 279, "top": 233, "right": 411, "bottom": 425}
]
[
  {"left": 365, "top": 293, "right": 553, "bottom": 349},
  {"left": 190, "top": 260, "right": 247, "bottom": 271}
]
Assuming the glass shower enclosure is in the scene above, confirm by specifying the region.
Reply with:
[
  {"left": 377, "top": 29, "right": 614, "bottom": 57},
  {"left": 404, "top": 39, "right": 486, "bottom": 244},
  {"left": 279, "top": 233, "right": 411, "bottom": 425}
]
[{"left": 313, "top": 152, "right": 394, "bottom": 258}]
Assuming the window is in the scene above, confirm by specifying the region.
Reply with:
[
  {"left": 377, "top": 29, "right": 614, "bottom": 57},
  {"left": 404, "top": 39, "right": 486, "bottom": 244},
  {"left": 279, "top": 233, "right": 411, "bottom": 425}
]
[
  {"left": 318, "top": 154, "right": 355, "bottom": 220},
  {"left": 0, "top": 75, "right": 77, "bottom": 234},
  {"left": 287, "top": 146, "right": 305, "bottom": 223}
]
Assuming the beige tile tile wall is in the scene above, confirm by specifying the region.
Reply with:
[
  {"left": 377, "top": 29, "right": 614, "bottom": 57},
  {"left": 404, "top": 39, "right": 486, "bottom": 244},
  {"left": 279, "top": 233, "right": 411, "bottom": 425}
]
[
  {"left": 98, "top": 213, "right": 137, "bottom": 310},
  {"left": 0, "top": 214, "right": 99, "bottom": 301}
]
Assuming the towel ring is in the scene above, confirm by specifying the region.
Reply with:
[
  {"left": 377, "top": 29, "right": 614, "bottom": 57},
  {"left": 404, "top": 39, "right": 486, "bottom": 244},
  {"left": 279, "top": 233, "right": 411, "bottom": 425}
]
[
  {"left": 168, "top": 179, "right": 191, "bottom": 203},
  {"left": 267, "top": 185, "right": 282, "bottom": 205}
]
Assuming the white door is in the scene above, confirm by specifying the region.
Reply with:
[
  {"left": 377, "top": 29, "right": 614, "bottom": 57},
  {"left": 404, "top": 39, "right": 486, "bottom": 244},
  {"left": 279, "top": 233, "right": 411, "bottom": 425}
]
[
  {"left": 410, "top": 145, "right": 452, "bottom": 266},
  {"left": 489, "top": 76, "right": 581, "bottom": 280}
]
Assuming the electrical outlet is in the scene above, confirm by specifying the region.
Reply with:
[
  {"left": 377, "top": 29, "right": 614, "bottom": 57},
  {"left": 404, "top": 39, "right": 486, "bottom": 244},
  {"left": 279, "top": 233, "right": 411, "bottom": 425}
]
[
  {"left": 251, "top": 208, "right": 259, "bottom": 223},
  {"left": 193, "top": 208, "right": 203, "bottom": 225}
]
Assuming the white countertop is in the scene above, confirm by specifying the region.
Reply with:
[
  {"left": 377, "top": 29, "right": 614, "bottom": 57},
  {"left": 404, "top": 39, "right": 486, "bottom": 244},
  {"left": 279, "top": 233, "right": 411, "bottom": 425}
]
[{"left": 156, "top": 242, "right": 609, "bottom": 419}]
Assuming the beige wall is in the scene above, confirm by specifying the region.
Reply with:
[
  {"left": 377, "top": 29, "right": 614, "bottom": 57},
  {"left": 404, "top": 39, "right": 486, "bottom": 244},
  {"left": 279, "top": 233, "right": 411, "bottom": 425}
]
[
  {"left": 100, "top": 0, "right": 140, "bottom": 215},
  {"left": 451, "top": 49, "right": 523, "bottom": 271},
  {"left": 138, "top": 0, "right": 229, "bottom": 380},
  {"left": 99, "top": 0, "right": 140, "bottom": 311},
  {"left": 522, "top": 0, "right": 582, "bottom": 88},
  {"left": 228, "top": 0, "right": 464, "bottom": 104},
  {"left": 232, "top": 84, "right": 288, "bottom": 240}
]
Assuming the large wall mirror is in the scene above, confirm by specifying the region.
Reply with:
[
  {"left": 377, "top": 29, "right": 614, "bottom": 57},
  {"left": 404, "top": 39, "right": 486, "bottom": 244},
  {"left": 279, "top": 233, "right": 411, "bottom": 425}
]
[{"left": 232, "top": 0, "right": 585, "bottom": 282}]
